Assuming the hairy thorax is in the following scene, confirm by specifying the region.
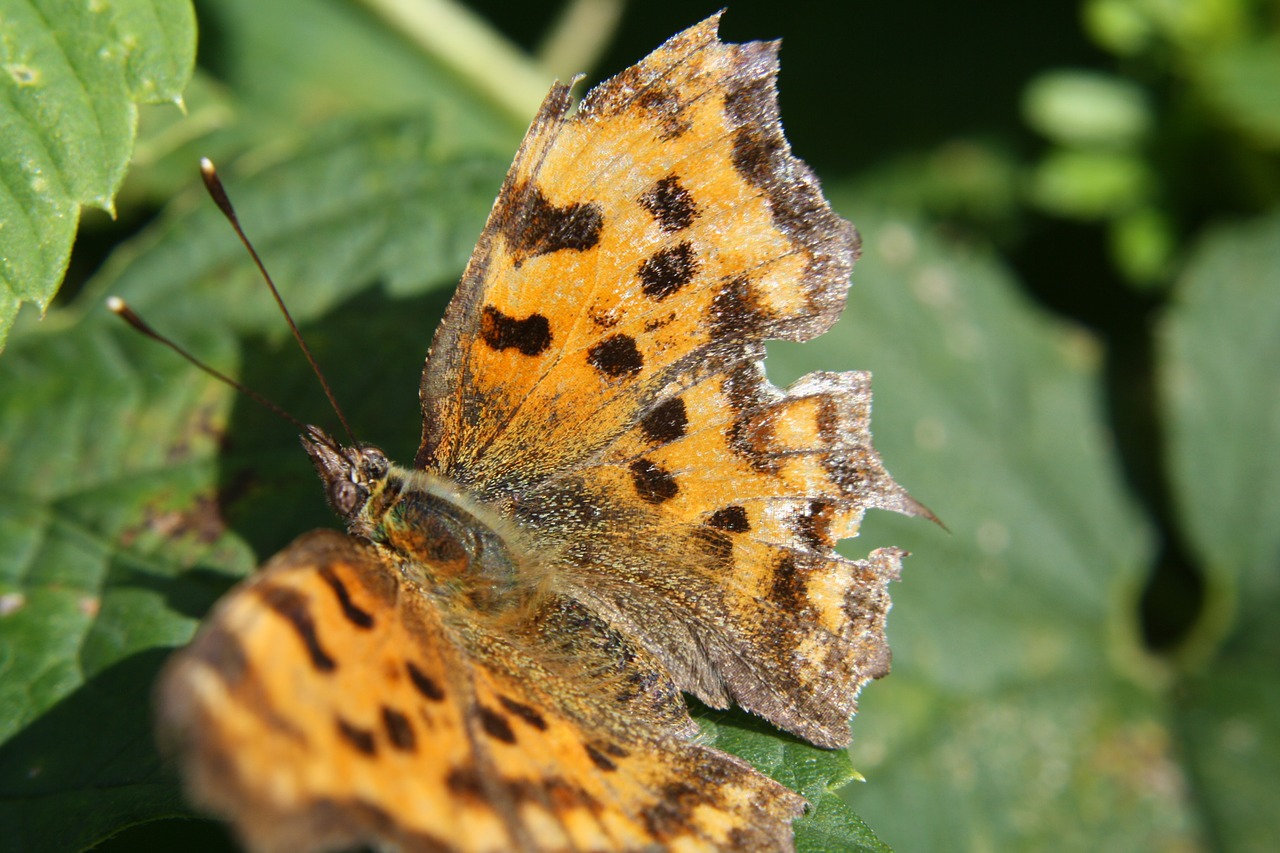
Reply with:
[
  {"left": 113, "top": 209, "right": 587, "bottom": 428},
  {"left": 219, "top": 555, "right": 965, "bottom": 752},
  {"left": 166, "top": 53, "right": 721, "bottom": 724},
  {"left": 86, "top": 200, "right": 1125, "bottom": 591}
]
[{"left": 359, "top": 467, "right": 528, "bottom": 613}]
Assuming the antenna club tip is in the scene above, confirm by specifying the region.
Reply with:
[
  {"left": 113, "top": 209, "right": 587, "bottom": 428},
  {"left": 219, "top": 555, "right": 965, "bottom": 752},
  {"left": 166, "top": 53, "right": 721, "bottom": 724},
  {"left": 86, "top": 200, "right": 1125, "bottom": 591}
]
[
  {"left": 200, "top": 157, "right": 215, "bottom": 174},
  {"left": 106, "top": 295, "right": 125, "bottom": 313}
]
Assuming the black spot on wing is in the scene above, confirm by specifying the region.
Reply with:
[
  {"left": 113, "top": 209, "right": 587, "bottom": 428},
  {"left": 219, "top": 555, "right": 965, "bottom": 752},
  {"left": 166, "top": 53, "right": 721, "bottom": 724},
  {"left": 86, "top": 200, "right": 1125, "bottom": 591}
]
[
  {"left": 446, "top": 767, "right": 484, "bottom": 800},
  {"left": 498, "top": 694, "right": 548, "bottom": 731},
  {"left": 698, "top": 527, "right": 734, "bottom": 569},
  {"left": 795, "top": 499, "right": 834, "bottom": 550},
  {"left": 642, "top": 779, "right": 704, "bottom": 839},
  {"left": 497, "top": 181, "right": 602, "bottom": 262},
  {"left": 584, "top": 743, "right": 618, "bottom": 772},
  {"left": 726, "top": 412, "right": 778, "bottom": 474},
  {"left": 629, "top": 459, "right": 679, "bottom": 504},
  {"left": 407, "top": 661, "right": 445, "bottom": 701},
  {"left": 710, "top": 275, "right": 769, "bottom": 338},
  {"left": 584, "top": 69, "right": 691, "bottom": 138},
  {"left": 707, "top": 505, "right": 750, "bottom": 533},
  {"left": 770, "top": 554, "right": 809, "bottom": 612},
  {"left": 640, "top": 174, "right": 698, "bottom": 232},
  {"left": 260, "top": 585, "right": 335, "bottom": 673},
  {"left": 336, "top": 716, "right": 377, "bottom": 756},
  {"left": 639, "top": 241, "right": 698, "bottom": 301},
  {"left": 318, "top": 565, "right": 374, "bottom": 629},
  {"left": 729, "top": 118, "right": 780, "bottom": 190},
  {"left": 478, "top": 705, "right": 516, "bottom": 744},
  {"left": 640, "top": 397, "right": 688, "bottom": 445},
  {"left": 637, "top": 85, "right": 691, "bottom": 138},
  {"left": 587, "top": 334, "right": 643, "bottom": 378},
  {"left": 480, "top": 306, "right": 552, "bottom": 356},
  {"left": 382, "top": 706, "right": 417, "bottom": 752}
]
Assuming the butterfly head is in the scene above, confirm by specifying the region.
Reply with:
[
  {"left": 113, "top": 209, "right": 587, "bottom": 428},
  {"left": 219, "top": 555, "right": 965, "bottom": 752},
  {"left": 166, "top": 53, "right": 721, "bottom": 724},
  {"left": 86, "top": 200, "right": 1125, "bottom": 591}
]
[{"left": 300, "top": 425, "right": 390, "bottom": 521}]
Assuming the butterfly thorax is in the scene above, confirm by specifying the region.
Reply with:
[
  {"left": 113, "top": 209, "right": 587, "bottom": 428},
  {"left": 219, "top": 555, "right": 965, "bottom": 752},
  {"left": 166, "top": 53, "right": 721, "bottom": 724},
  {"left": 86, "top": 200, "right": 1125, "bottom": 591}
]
[{"left": 301, "top": 425, "right": 522, "bottom": 611}]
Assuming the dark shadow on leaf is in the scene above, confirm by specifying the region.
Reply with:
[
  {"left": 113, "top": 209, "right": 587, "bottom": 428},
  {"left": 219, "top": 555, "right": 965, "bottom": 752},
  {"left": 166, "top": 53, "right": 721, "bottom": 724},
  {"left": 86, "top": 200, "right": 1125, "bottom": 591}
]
[
  {"left": 685, "top": 695, "right": 815, "bottom": 746},
  {"left": 116, "top": 562, "right": 242, "bottom": 623},
  {"left": 215, "top": 280, "right": 455, "bottom": 560},
  {"left": 0, "top": 648, "right": 194, "bottom": 852},
  {"left": 90, "top": 815, "right": 238, "bottom": 853}
]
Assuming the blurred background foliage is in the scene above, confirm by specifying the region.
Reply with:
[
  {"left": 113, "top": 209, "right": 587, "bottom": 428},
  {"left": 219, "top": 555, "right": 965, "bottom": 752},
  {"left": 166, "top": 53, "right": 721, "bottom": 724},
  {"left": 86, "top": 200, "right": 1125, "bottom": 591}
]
[{"left": 1, "top": 0, "right": 1277, "bottom": 850}]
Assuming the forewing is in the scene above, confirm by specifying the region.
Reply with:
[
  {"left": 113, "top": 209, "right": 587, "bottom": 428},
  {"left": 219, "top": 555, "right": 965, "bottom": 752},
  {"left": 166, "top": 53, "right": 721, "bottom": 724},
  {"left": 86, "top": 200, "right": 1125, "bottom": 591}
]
[{"left": 417, "top": 14, "right": 850, "bottom": 497}]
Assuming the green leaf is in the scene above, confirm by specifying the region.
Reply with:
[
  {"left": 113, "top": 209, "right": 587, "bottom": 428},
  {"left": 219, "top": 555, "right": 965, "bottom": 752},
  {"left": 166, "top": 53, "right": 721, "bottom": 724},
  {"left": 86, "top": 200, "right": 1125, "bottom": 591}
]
[
  {"left": 0, "top": 114, "right": 505, "bottom": 852},
  {"left": 195, "top": 0, "right": 528, "bottom": 150},
  {"left": 1022, "top": 70, "right": 1151, "bottom": 148},
  {"left": 1160, "top": 210, "right": 1280, "bottom": 852},
  {"left": 1196, "top": 38, "right": 1280, "bottom": 149},
  {"left": 768, "top": 199, "right": 1203, "bottom": 849},
  {"left": 1028, "top": 149, "right": 1152, "bottom": 220},
  {"left": 697, "top": 704, "right": 890, "bottom": 852},
  {"left": 0, "top": 0, "right": 196, "bottom": 350}
]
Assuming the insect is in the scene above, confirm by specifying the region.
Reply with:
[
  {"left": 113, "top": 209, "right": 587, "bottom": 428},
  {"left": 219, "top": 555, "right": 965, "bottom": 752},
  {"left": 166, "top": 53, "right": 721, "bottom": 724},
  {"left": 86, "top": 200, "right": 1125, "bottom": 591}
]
[{"left": 149, "top": 14, "right": 926, "bottom": 853}]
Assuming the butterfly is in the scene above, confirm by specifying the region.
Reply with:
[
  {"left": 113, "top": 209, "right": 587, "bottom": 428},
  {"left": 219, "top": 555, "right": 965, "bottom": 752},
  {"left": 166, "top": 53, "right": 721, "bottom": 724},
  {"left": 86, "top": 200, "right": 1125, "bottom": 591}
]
[{"left": 155, "top": 13, "right": 927, "bottom": 853}]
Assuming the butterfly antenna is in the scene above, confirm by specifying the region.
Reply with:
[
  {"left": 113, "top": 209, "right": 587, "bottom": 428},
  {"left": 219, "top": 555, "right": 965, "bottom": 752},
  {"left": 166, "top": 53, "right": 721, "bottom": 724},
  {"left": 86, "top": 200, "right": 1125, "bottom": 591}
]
[
  {"left": 198, "top": 158, "right": 358, "bottom": 447},
  {"left": 107, "top": 296, "right": 314, "bottom": 435}
]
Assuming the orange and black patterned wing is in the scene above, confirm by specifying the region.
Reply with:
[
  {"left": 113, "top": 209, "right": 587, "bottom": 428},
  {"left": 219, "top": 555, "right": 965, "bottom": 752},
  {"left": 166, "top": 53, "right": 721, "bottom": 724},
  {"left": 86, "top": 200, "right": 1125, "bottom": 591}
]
[
  {"left": 157, "top": 530, "right": 804, "bottom": 853},
  {"left": 417, "top": 14, "right": 849, "bottom": 493},
  {"left": 413, "top": 14, "right": 927, "bottom": 748}
]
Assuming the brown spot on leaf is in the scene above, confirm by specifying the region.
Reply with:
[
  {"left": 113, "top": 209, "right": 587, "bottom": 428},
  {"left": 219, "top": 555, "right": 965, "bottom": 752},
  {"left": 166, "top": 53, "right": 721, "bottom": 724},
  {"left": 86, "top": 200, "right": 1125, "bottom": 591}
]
[
  {"left": 480, "top": 305, "right": 552, "bottom": 356},
  {"left": 126, "top": 492, "right": 228, "bottom": 549}
]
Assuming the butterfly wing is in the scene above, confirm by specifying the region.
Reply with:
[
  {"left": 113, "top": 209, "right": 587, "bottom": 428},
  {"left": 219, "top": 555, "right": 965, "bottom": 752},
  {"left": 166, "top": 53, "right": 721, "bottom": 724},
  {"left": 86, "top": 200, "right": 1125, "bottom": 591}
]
[
  {"left": 157, "top": 530, "right": 804, "bottom": 853},
  {"left": 417, "top": 14, "right": 849, "bottom": 489},
  {"left": 415, "top": 15, "right": 927, "bottom": 748}
]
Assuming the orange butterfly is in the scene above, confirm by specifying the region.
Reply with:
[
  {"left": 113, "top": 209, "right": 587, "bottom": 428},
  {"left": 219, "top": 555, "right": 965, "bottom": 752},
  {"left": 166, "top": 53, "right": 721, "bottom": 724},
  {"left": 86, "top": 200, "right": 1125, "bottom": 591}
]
[{"left": 156, "top": 14, "right": 926, "bottom": 852}]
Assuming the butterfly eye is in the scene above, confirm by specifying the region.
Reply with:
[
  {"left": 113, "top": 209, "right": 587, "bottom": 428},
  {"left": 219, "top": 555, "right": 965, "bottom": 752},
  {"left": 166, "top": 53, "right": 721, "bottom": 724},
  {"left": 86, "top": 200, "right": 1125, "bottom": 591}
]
[
  {"left": 363, "top": 449, "right": 389, "bottom": 480},
  {"left": 329, "top": 479, "right": 366, "bottom": 516}
]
